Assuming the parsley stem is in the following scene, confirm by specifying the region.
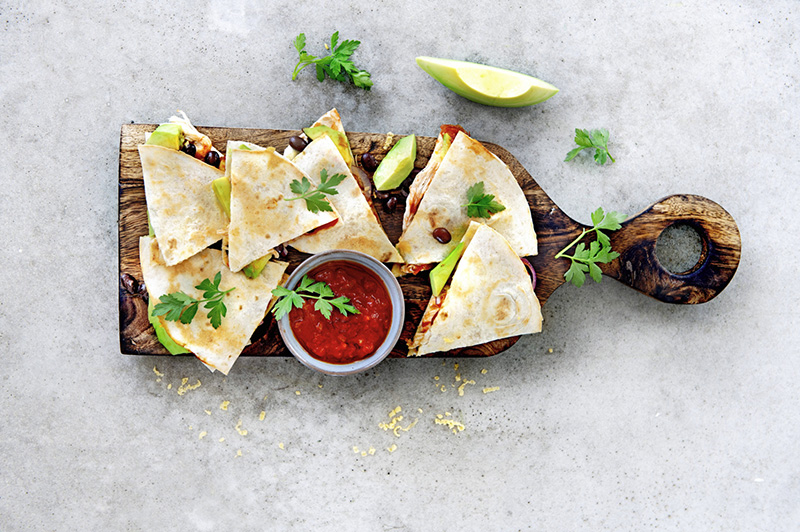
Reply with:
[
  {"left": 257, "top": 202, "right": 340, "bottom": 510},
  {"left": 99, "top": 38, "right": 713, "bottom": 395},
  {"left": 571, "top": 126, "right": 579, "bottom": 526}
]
[{"left": 554, "top": 228, "right": 597, "bottom": 259}]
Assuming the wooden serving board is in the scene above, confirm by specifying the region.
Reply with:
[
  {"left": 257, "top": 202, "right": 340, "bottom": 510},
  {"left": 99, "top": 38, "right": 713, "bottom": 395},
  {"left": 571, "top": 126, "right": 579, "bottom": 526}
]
[{"left": 119, "top": 124, "right": 741, "bottom": 358}]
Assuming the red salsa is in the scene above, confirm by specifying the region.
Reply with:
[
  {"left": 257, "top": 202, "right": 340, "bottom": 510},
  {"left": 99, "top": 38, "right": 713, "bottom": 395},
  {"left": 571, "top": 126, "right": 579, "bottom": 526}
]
[{"left": 289, "top": 260, "right": 392, "bottom": 364}]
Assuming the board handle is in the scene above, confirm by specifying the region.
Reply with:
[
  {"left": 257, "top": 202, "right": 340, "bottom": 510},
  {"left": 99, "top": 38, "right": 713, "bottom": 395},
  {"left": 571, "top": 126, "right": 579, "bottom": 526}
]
[{"left": 601, "top": 194, "right": 741, "bottom": 304}]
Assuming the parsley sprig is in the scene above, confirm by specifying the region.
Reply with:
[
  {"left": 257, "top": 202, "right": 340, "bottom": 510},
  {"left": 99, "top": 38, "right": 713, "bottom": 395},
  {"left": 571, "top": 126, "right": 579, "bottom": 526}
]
[
  {"left": 272, "top": 275, "right": 359, "bottom": 320},
  {"left": 555, "top": 208, "right": 625, "bottom": 287},
  {"left": 153, "top": 272, "right": 235, "bottom": 329},
  {"left": 463, "top": 181, "right": 506, "bottom": 218},
  {"left": 565, "top": 128, "right": 615, "bottom": 165},
  {"left": 292, "top": 32, "right": 373, "bottom": 90},
  {"left": 284, "top": 168, "right": 346, "bottom": 213}
]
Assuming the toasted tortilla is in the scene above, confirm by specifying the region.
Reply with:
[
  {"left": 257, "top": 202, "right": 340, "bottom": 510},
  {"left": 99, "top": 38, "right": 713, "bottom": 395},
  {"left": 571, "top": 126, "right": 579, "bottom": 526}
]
[
  {"left": 407, "top": 222, "right": 542, "bottom": 357},
  {"left": 227, "top": 147, "right": 339, "bottom": 272},
  {"left": 283, "top": 108, "right": 345, "bottom": 160},
  {"left": 397, "top": 131, "right": 537, "bottom": 266},
  {"left": 287, "top": 135, "right": 403, "bottom": 263},
  {"left": 138, "top": 144, "right": 228, "bottom": 266},
  {"left": 139, "top": 236, "right": 287, "bottom": 374}
]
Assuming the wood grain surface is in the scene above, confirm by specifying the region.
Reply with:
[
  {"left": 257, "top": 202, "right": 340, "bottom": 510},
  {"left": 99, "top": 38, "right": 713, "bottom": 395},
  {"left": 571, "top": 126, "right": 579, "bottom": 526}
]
[{"left": 119, "top": 124, "right": 741, "bottom": 357}]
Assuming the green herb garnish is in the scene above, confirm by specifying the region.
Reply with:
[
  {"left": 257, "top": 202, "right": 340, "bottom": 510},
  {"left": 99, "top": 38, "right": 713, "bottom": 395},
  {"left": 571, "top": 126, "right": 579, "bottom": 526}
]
[
  {"left": 463, "top": 181, "right": 506, "bottom": 218},
  {"left": 555, "top": 208, "right": 625, "bottom": 287},
  {"left": 272, "top": 275, "right": 359, "bottom": 320},
  {"left": 152, "top": 272, "right": 235, "bottom": 329},
  {"left": 284, "top": 168, "right": 346, "bottom": 213},
  {"left": 292, "top": 32, "right": 373, "bottom": 90},
  {"left": 565, "top": 128, "right": 615, "bottom": 165}
]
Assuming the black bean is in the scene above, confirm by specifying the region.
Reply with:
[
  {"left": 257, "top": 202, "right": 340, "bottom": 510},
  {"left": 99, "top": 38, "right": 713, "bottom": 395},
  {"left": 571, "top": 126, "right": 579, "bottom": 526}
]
[
  {"left": 121, "top": 273, "right": 138, "bottom": 294},
  {"left": 432, "top": 228, "right": 452, "bottom": 244},
  {"left": 289, "top": 136, "right": 308, "bottom": 152},
  {"left": 385, "top": 196, "right": 398, "bottom": 212},
  {"left": 361, "top": 153, "right": 378, "bottom": 172},
  {"left": 276, "top": 244, "right": 289, "bottom": 259},
  {"left": 181, "top": 142, "right": 196, "bottom": 157},
  {"left": 375, "top": 190, "right": 391, "bottom": 201},
  {"left": 205, "top": 151, "right": 221, "bottom": 167}
]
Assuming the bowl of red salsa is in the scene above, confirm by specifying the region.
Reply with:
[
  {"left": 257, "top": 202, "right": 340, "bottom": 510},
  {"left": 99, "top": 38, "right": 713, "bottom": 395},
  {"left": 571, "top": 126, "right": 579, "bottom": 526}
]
[{"left": 276, "top": 250, "right": 405, "bottom": 375}]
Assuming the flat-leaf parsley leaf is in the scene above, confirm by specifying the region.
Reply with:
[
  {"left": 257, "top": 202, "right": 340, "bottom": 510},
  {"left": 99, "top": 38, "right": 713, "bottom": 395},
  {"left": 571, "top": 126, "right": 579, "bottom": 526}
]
[
  {"left": 463, "top": 181, "right": 506, "bottom": 219},
  {"left": 271, "top": 275, "right": 359, "bottom": 320},
  {"left": 554, "top": 208, "right": 625, "bottom": 287},
  {"left": 284, "top": 168, "right": 346, "bottom": 213},
  {"left": 565, "top": 128, "right": 615, "bottom": 165},
  {"left": 292, "top": 31, "right": 373, "bottom": 90},
  {"left": 153, "top": 272, "right": 235, "bottom": 329}
]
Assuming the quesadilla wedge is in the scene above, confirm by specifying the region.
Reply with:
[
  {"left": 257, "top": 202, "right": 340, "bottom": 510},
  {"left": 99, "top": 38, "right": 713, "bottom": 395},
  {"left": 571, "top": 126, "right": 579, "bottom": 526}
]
[
  {"left": 407, "top": 222, "right": 542, "bottom": 357},
  {"left": 138, "top": 144, "right": 228, "bottom": 266},
  {"left": 397, "top": 131, "right": 537, "bottom": 271},
  {"left": 226, "top": 147, "right": 339, "bottom": 273},
  {"left": 288, "top": 134, "right": 403, "bottom": 263},
  {"left": 140, "top": 236, "right": 287, "bottom": 374}
]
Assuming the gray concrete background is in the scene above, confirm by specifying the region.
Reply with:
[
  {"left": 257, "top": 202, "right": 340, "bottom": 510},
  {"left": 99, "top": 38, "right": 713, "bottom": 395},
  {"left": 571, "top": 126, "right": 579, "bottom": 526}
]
[{"left": 1, "top": 1, "right": 797, "bottom": 530}]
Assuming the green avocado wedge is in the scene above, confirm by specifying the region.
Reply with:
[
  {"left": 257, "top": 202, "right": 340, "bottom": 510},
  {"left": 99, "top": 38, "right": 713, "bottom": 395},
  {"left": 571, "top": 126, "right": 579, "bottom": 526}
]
[
  {"left": 146, "top": 123, "right": 184, "bottom": 150},
  {"left": 212, "top": 177, "right": 232, "bottom": 218},
  {"left": 416, "top": 56, "right": 558, "bottom": 108},
  {"left": 429, "top": 241, "right": 466, "bottom": 297},
  {"left": 243, "top": 255, "right": 271, "bottom": 279},
  {"left": 372, "top": 134, "right": 416, "bottom": 191},
  {"left": 303, "top": 125, "right": 354, "bottom": 166},
  {"left": 148, "top": 297, "right": 190, "bottom": 355}
]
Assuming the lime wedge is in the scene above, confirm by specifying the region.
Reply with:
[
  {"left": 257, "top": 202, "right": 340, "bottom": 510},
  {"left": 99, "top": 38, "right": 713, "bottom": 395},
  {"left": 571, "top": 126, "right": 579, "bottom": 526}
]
[{"left": 416, "top": 56, "right": 558, "bottom": 108}]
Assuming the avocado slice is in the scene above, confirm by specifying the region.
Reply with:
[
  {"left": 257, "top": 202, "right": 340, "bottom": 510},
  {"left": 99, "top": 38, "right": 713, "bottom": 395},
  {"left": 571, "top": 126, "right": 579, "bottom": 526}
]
[
  {"left": 212, "top": 177, "right": 232, "bottom": 218},
  {"left": 372, "top": 134, "right": 417, "bottom": 191},
  {"left": 303, "top": 125, "right": 354, "bottom": 166},
  {"left": 146, "top": 123, "right": 184, "bottom": 151},
  {"left": 243, "top": 254, "right": 271, "bottom": 279},
  {"left": 429, "top": 241, "right": 465, "bottom": 296},
  {"left": 148, "top": 297, "right": 190, "bottom": 354}
]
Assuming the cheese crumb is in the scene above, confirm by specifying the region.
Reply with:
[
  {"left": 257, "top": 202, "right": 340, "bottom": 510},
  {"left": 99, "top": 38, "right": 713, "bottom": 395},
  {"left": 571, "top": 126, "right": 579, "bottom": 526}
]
[
  {"left": 548, "top": 348, "right": 554, "bottom": 353},
  {"left": 259, "top": 411, "right": 266, "bottom": 421},
  {"left": 177, "top": 378, "right": 201, "bottom": 396},
  {"left": 394, "top": 418, "right": 418, "bottom": 437},
  {"left": 263, "top": 394, "right": 268, "bottom": 401},
  {"left": 368, "top": 447, "right": 376, "bottom": 455},
  {"left": 153, "top": 366, "right": 164, "bottom": 377},
  {"left": 458, "top": 379, "right": 476, "bottom": 397},
  {"left": 295, "top": 390, "right": 301, "bottom": 396},
  {"left": 204, "top": 410, "right": 212, "bottom": 416},
  {"left": 219, "top": 437, "right": 225, "bottom": 442},
  {"left": 434, "top": 376, "right": 440, "bottom": 381},
  {"left": 387, "top": 444, "right": 397, "bottom": 453},
  {"left": 235, "top": 419, "right": 248, "bottom": 436},
  {"left": 199, "top": 431, "right": 208, "bottom": 440},
  {"left": 389, "top": 406, "right": 402, "bottom": 418},
  {"left": 278, "top": 442, "right": 285, "bottom": 450},
  {"left": 318, "top": 384, "right": 323, "bottom": 388},
  {"left": 434, "top": 413, "right": 465, "bottom": 434},
  {"left": 167, "top": 384, "right": 172, "bottom": 390},
  {"left": 418, "top": 408, "right": 423, "bottom": 414},
  {"left": 481, "top": 369, "right": 488, "bottom": 375},
  {"left": 361, "top": 451, "right": 367, "bottom": 456},
  {"left": 455, "top": 374, "right": 462, "bottom": 382},
  {"left": 382, "top": 133, "right": 395, "bottom": 150},
  {"left": 454, "top": 363, "right": 459, "bottom": 371},
  {"left": 353, "top": 446, "right": 359, "bottom": 453},
  {"left": 440, "top": 385, "right": 447, "bottom": 392},
  {"left": 235, "top": 449, "right": 242, "bottom": 458},
  {"left": 483, "top": 386, "right": 500, "bottom": 394}
]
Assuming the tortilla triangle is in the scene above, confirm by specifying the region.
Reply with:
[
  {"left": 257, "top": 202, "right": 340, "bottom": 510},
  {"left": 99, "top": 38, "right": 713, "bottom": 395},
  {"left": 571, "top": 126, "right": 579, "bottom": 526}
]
[
  {"left": 227, "top": 148, "right": 339, "bottom": 272},
  {"left": 139, "top": 236, "right": 287, "bottom": 374},
  {"left": 138, "top": 145, "right": 227, "bottom": 266},
  {"left": 408, "top": 222, "right": 542, "bottom": 357},
  {"left": 288, "top": 135, "right": 403, "bottom": 263},
  {"left": 397, "top": 132, "right": 537, "bottom": 266}
]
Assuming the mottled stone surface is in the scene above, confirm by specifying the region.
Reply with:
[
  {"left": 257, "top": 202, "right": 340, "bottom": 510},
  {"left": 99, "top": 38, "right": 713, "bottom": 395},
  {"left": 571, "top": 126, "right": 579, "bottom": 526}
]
[{"left": 1, "top": 1, "right": 797, "bottom": 530}]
